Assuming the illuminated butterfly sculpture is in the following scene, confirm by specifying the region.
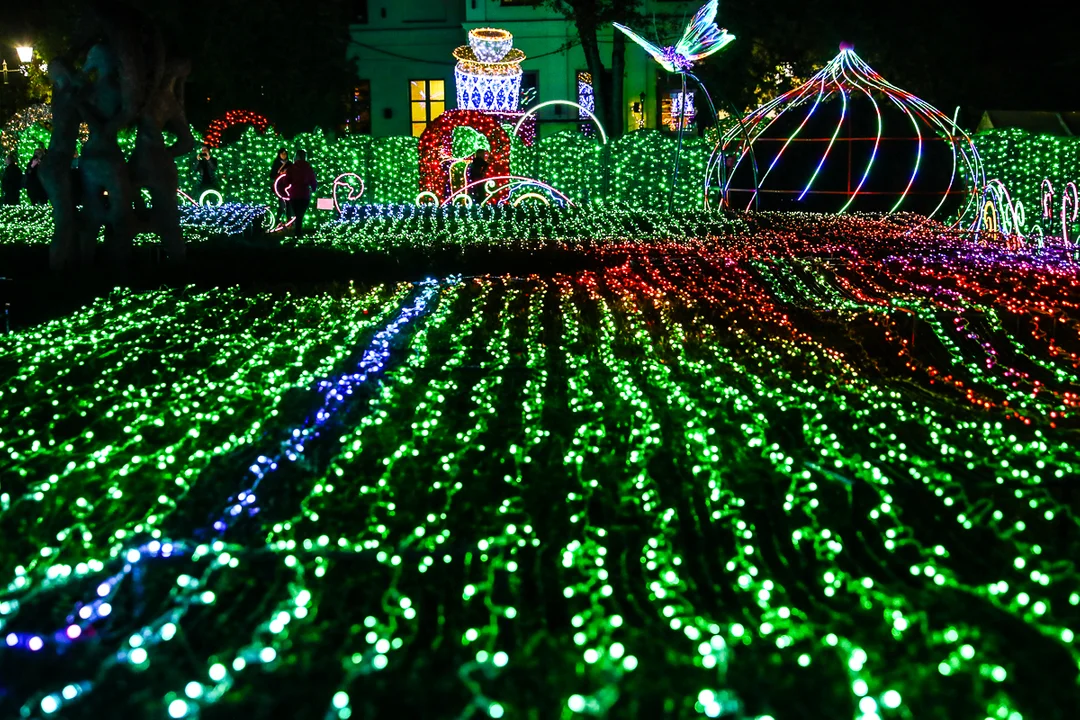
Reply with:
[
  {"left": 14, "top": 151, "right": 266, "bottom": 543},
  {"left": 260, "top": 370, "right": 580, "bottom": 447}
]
[
  {"left": 614, "top": 0, "right": 740, "bottom": 210},
  {"left": 613, "top": 0, "right": 734, "bottom": 75}
]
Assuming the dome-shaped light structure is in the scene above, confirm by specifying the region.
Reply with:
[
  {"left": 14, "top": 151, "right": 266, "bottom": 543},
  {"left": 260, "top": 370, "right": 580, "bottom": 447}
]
[
  {"left": 454, "top": 28, "right": 525, "bottom": 112},
  {"left": 715, "top": 44, "right": 983, "bottom": 225}
]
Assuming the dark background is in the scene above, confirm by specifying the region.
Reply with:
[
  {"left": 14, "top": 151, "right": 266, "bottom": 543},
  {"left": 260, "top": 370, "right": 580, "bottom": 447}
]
[
  {"left": 1, "top": 0, "right": 1074, "bottom": 136},
  {"left": 703, "top": 0, "right": 1075, "bottom": 126}
]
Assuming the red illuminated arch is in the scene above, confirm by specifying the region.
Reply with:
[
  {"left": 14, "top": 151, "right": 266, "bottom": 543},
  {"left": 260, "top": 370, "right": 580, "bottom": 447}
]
[
  {"left": 202, "top": 110, "right": 273, "bottom": 148},
  {"left": 418, "top": 110, "right": 511, "bottom": 203}
]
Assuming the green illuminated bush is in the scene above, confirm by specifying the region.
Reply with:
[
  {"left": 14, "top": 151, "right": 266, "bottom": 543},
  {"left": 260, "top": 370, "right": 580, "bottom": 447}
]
[
  {"left": 537, "top": 130, "right": 603, "bottom": 204},
  {"left": 608, "top": 131, "right": 711, "bottom": 208},
  {"left": 973, "top": 128, "right": 1080, "bottom": 231},
  {"left": 10, "top": 120, "right": 751, "bottom": 211}
]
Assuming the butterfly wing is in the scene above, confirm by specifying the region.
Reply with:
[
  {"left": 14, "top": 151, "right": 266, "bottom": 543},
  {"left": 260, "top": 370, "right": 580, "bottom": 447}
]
[
  {"left": 674, "top": 0, "right": 735, "bottom": 62},
  {"left": 613, "top": 22, "right": 675, "bottom": 73},
  {"left": 684, "top": 0, "right": 718, "bottom": 32}
]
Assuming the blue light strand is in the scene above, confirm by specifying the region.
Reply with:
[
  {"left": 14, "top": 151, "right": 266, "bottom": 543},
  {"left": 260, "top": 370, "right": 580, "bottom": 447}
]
[
  {"left": 0, "top": 278, "right": 453, "bottom": 668},
  {"left": 215, "top": 278, "right": 452, "bottom": 534},
  {"left": 178, "top": 203, "right": 268, "bottom": 236},
  {"left": 3, "top": 539, "right": 188, "bottom": 653}
]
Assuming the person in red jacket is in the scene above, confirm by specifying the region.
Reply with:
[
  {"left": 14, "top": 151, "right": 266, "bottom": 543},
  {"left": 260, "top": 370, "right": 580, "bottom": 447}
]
[{"left": 285, "top": 149, "right": 318, "bottom": 236}]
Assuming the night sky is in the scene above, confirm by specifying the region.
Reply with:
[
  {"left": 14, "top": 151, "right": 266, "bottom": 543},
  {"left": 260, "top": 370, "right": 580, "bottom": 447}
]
[{"left": 823, "top": 0, "right": 1074, "bottom": 112}]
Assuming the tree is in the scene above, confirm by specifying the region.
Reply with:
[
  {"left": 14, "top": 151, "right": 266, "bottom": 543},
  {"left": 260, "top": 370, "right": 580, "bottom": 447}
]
[
  {"left": 125, "top": 0, "right": 357, "bottom": 136},
  {"left": 542, "top": 0, "right": 646, "bottom": 139},
  {"left": 8, "top": 0, "right": 357, "bottom": 136},
  {"left": 688, "top": 0, "right": 833, "bottom": 118}
]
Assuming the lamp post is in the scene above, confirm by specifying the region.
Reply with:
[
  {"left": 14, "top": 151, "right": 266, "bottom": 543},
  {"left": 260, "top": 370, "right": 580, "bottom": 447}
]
[
  {"left": 2, "top": 45, "right": 34, "bottom": 84},
  {"left": 1, "top": 44, "right": 34, "bottom": 132}
]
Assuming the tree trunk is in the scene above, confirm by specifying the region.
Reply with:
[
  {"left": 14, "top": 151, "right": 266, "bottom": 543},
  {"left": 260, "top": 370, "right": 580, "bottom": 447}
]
[
  {"left": 578, "top": 20, "right": 610, "bottom": 135},
  {"left": 41, "top": 60, "right": 81, "bottom": 270},
  {"left": 609, "top": 26, "right": 625, "bottom": 137}
]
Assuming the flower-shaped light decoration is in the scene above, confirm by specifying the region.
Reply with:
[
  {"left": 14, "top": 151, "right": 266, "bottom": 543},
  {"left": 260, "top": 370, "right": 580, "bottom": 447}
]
[
  {"left": 714, "top": 44, "right": 984, "bottom": 227},
  {"left": 454, "top": 28, "right": 525, "bottom": 113}
]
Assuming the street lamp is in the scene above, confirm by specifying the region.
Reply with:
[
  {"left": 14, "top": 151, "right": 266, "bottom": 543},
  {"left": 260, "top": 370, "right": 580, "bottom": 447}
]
[
  {"left": 1, "top": 44, "right": 34, "bottom": 135},
  {"left": 2, "top": 44, "right": 34, "bottom": 84}
]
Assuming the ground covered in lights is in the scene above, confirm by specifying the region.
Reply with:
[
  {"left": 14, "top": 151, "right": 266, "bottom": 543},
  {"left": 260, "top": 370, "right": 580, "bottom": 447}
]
[{"left": 1, "top": 212, "right": 1079, "bottom": 720}]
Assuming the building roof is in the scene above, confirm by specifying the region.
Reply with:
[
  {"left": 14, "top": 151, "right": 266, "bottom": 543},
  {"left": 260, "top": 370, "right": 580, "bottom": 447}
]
[{"left": 977, "top": 110, "right": 1080, "bottom": 136}]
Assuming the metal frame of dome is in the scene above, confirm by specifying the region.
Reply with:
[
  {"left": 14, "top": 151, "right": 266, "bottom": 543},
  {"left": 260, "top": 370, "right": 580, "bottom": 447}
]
[{"left": 710, "top": 44, "right": 984, "bottom": 228}]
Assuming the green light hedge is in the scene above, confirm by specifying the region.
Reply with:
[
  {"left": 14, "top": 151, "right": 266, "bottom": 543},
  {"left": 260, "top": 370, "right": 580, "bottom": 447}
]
[
  {"left": 974, "top": 128, "right": 1080, "bottom": 229},
  {"left": 11, "top": 120, "right": 724, "bottom": 208},
  {"left": 24, "top": 122, "right": 1069, "bottom": 214}
]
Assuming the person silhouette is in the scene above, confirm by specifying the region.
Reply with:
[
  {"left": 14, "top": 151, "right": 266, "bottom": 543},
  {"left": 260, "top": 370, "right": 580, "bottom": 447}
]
[
  {"left": 285, "top": 149, "right": 317, "bottom": 236},
  {"left": 195, "top": 146, "right": 218, "bottom": 195},
  {"left": 468, "top": 149, "right": 489, "bottom": 204},
  {"left": 24, "top": 148, "right": 49, "bottom": 205},
  {"left": 1, "top": 153, "right": 22, "bottom": 205}
]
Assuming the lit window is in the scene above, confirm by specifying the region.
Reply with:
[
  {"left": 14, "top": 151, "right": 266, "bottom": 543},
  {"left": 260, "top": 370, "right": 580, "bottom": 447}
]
[
  {"left": 576, "top": 71, "right": 594, "bottom": 116},
  {"left": 344, "top": 80, "right": 371, "bottom": 134},
  {"left": 662, "top": 90, "right": 695, "bottom": 131},
  {"left": 519, "top": 70, "right": 539, "bottom": 109},
  {"left": 657, "top": 70, "right": 695, "bottom": 132},
  {"left": 576, "top": 70, "right": 598, "bottom": 137},
  {"left": 410, "top": 79, "right": 446, "bottom": 136}
]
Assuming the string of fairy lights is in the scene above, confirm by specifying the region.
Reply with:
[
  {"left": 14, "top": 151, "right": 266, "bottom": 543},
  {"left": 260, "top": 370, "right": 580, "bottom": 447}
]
[
  {"left": 0, "top": 204, "right": 265, "bottom": 245},
  {"left": 1, "top": 211, "right": 1078, "bottom": 718},
  {"left": 1, "top": 12, "right": 1077, "bottom": 715},
  {"left": 0, "top": 202, "right": 753, "bottom": 252},
  {"left": 0, "top": 122, "right": 808, "bottom": 210},
  {"left": 2, "top": 110, "right": 1074, "bottom": 230},
  {"left": 975, "top": 129, "right": 1080, "bottom": 240}
]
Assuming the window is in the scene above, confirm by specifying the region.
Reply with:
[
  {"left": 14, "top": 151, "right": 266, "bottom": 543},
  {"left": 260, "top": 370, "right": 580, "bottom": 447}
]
[
  {"left": 657, "top": 71, "right": 695, "bottom": 132},
  {"left": 520, "top": 70, "right": 539, "bottom": 109},
  {"left": 410, "top": 79, "right": 445, "bottom": 136},
  {"left": 352, "top": 0, "right": 368, "bottom": 23},
  {"left": 576, "top": 69, "right": 610, "bottom": 136},
  {"left": 662, "top": 90, "right": 696, "bottom": 131},
  {"left": 344, "top": 80, "right": 371, "bottom": 134},
  {"left": 576, "top": 70, "right": 594, "bottom": 116}
]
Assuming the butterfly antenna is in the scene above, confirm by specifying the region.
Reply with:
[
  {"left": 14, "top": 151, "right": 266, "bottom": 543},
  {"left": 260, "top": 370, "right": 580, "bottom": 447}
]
[{"left": 650, "top": 9, "right": 676, "bottom": 44}]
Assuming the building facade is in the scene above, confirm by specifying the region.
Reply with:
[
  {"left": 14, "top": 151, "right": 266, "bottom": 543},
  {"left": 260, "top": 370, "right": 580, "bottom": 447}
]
[{"left": 347, "top": 0, "right": 701, "bottom": 138}]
